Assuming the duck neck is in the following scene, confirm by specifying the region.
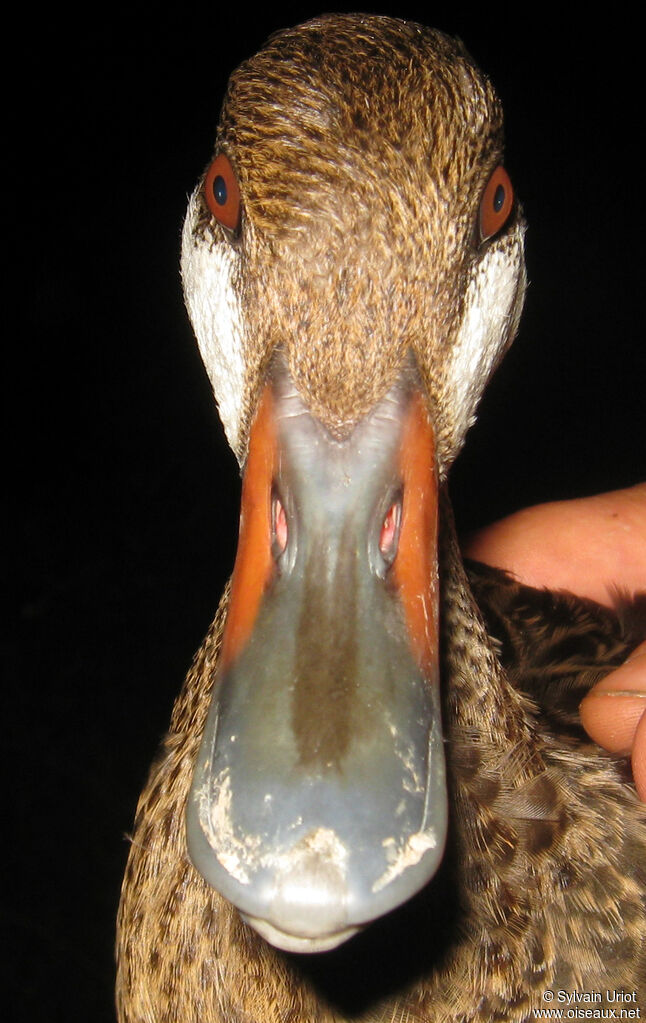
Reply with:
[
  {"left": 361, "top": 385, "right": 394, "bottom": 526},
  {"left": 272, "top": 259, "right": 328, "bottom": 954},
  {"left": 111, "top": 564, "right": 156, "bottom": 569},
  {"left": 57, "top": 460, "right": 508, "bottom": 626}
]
[
  {"left": 439, "top": 485, "right": 543, "bottom": 775},
  {"left": 438, "top": 487, "right": 555, "bottom": 917}
]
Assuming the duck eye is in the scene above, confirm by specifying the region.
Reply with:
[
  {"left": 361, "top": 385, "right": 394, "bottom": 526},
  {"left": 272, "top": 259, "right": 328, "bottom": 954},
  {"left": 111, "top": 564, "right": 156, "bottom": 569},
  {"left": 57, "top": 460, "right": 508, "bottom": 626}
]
[
  {"left": 478, "top": 165, "right": 514, "bottom": 242},
  {"left": 204, "top": 153, "right": 241, "bottom": 233}
]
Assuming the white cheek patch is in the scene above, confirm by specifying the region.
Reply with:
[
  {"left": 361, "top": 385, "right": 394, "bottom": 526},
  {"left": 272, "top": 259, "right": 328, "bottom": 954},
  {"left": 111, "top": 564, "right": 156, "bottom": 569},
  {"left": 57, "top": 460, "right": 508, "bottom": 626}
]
[
  {"left": 444, "top": 239, "right": 525, "bottom": 461},
  {"left": 181, "top": 189, "right": 245, "bottom": 460}
]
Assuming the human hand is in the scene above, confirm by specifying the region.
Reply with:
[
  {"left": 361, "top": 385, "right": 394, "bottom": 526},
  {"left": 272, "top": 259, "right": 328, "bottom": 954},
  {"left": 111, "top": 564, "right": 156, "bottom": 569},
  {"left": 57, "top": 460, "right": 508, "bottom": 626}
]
[{"left": 462, "top": 484, "right": 646, "bottom": 800}]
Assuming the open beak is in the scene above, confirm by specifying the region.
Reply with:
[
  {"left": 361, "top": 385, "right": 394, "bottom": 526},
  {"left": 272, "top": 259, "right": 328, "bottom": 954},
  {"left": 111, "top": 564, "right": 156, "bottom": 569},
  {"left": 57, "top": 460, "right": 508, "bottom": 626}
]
[{"left": 187, "top": 355, "right": 447, "bottom": 952}]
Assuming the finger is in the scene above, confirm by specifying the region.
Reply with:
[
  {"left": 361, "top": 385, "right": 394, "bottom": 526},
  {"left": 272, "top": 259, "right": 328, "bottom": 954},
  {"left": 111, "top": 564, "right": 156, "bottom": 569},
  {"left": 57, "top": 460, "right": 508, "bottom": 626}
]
[
  {"left": 463, "top": 484, "right": 646, "bottom": 609},
  {"left": 633, "top": 709, "right": 646, "bottom": 802},
  {"left": 579, "top": 640, "right": 646, "bottom": 800},
  {"left": 579, "top": 641, "right": 646, "bottom": 754}
]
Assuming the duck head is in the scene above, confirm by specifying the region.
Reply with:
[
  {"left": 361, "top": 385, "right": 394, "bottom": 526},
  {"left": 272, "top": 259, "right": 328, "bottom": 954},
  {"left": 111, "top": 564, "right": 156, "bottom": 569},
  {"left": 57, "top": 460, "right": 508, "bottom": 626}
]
[{"left": 181, "top": 15, "right": 526, "bottom": 954}]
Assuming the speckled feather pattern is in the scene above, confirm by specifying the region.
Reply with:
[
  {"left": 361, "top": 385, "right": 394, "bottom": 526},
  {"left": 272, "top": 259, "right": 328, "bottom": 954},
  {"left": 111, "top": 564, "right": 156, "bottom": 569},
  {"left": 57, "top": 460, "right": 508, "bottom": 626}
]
[{"left": 118, "top": 14, "right": 645, "bottom": 1023}]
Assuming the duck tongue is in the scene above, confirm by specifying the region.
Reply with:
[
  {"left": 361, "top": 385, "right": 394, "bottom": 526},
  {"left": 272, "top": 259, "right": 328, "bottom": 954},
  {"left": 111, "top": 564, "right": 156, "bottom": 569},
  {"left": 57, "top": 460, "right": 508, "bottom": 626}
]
[{"left": 186, "top": 357, "right": 447, "bottom": 952}]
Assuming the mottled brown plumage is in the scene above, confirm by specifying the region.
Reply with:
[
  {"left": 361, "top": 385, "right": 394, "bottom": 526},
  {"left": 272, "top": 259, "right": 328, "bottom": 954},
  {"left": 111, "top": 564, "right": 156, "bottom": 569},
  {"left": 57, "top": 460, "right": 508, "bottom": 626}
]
[{"left": 116, "top": 14, "right": 645, "bottom": 1023}]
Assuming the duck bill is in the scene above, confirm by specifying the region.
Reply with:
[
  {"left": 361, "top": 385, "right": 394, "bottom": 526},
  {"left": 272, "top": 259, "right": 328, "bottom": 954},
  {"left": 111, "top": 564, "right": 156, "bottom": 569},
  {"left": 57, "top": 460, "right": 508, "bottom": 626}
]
[{"left": 187, "top": 358, "right": 447, "bottom": 953}]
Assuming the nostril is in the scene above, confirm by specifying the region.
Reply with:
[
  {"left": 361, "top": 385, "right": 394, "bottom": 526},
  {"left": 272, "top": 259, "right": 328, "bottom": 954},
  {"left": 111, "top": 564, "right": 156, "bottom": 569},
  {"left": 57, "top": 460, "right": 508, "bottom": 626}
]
[
  {"left": 272, "top": 494, "right": 288, "bottom": 558},
  {"left": 379, "top": 498, "right": 402, "bottom": 566}
]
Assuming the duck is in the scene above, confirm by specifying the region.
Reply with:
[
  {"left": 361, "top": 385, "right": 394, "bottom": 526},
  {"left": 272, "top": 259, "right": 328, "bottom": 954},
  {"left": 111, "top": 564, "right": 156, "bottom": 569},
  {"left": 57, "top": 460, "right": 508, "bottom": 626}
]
[{"left": 116, "top": 14, "right": 646, "bottom": 1023}]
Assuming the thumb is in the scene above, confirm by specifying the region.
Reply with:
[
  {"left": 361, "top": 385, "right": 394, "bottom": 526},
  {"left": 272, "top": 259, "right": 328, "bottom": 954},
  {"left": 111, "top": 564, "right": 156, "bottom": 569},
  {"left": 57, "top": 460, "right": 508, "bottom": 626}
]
[{"left": 579, "top": 639, "right": 646, "bottom": 801}]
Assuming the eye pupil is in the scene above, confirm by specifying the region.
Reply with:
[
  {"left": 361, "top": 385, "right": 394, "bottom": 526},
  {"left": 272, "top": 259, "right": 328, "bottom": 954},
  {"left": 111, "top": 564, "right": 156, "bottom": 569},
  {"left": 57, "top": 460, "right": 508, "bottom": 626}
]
[
  {"left": 493, "top": 183, "right": 505, "bottom": 213},
  {"left": 213, "top": 175, "right": 227, "bottom": 206}
]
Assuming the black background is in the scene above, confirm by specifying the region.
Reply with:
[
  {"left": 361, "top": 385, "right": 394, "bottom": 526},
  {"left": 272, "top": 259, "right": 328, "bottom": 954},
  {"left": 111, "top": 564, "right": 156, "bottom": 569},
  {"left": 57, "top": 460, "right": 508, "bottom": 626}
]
[{"left": 12, "top": 3, "right": 645, "bottom": 1020}]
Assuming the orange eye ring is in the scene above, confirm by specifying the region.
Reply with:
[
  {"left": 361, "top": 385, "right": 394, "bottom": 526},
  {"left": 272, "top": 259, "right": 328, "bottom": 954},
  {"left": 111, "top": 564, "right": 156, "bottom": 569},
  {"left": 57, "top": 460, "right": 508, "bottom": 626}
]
[
  {"left": 479, "top": 165, "right": 514, "bottom": 242},
  {"left": 204, "top": 153, "right": 241, "bottom": 233}
]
